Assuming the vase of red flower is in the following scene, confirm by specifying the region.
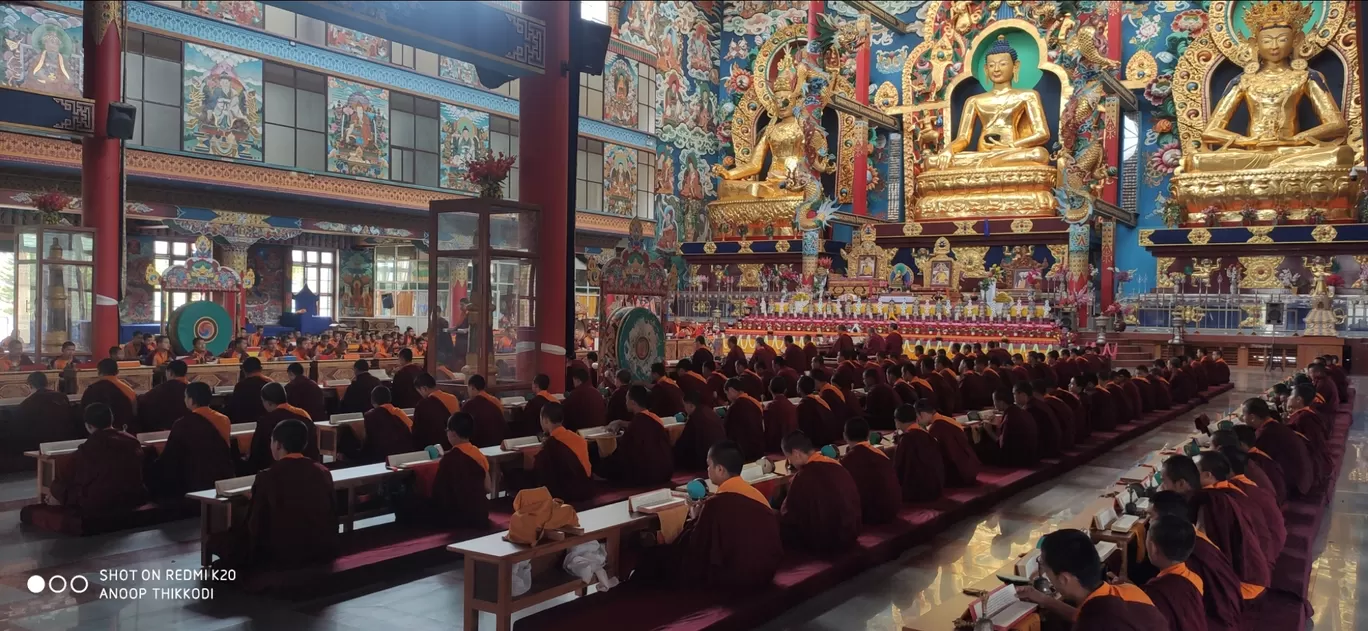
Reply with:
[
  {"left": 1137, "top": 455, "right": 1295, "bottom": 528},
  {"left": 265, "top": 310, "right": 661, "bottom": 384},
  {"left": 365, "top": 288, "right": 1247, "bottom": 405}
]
[
  {"left": 31, "top": 191, "right": 73, "bottom": 225},
  {"left": 464, "top": 151, "right": 517, "bottom": 199}
]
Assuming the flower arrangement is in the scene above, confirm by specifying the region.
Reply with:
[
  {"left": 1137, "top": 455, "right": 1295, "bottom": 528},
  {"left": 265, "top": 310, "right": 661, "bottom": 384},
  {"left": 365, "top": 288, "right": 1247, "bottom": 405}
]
[
  {"left": 1102, "top": 302, "right": 1122, "bottom": 317},
  {"left": 1201, "top": 207, "right": 1221, "bottom": 227},
  {"left": 1271, "top": 204, "right": 1290, "bottom": 226},
  {"left": 1158, "top": 199, "right": 1183, "bottom": 228},
  {"left": 1325, "top": 273, "right": 1344, "bottom": 288},
  {"left": 817, "top": 255, "right": 832, "bottom": 270},
  {"left": 1305, "top": 209, "right": 1328, "bottom": 225},
  {"left": 31, "top": 191, "right": 72, "bottom": 224},
  {"left": 1239, "top": 206, "right": 1258, "bottom": 226},
  {"left": 464, "top": 151, "right": 517, "bottom": 199}
]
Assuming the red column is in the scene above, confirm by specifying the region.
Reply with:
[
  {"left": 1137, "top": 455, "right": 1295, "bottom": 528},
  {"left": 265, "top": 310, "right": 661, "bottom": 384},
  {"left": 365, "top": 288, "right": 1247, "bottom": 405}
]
[
  {"left": 1100, "top": 220, "right": 1115, "bottom": 312},
  {"left": 521, "top": 1, "right": 572, "bottom": 391},
  {"left": 852, "top": 24, "right": 870, "bottom": 216},
  {"left": 1102, "top": 7, "right": 1122, "bottom": 205},
  {"left": 83, "top": 1, "right": 124, "bottom": 357}
]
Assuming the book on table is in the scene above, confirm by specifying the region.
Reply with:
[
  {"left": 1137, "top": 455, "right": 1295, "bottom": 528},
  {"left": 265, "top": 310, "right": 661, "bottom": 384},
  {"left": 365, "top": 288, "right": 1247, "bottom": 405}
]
[
  {"left": 628, "top": 488, "right": 686, "bottom": 514},
  {"left": 1110, "top": 514, "right": 1140, "bottom": 533},
  {"left": 325, "top": 379, "right": 350, "bottom": 387},
  {"left": 387, "top": 450, "right": 439, "bottom": 468},
  {"left": 136, "top": 431, "right": 170, "bottom": 443},
  {"left": 214, "top": 475, "right": 256, "bottom": 497},
  {"left": 579, "top": 427, "right": 616, "bottom": 440},
  {"left": 500, "top": 436, "right": 541, "bottom": 451},
  {"left": 501, "top": 396, "right": 527, "bottom": 406},
  {"left": 39, "top": 439, "right": 85, "bottom": 456},
  {"left": 330, "top": 412, "right": 364, "bottom": 423},
  {"left": 1095, "top": 541, "right": 1119, "bottom": 562},
  {"left": 967, "top": 584, "right": 1037, "bottom": 630}
]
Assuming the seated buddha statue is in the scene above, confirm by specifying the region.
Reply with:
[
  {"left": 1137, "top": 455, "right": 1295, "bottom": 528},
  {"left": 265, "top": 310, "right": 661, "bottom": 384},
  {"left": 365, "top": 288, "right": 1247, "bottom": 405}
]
[
  {"left": 1182, "top": 0, "right": 1354, "bottom": 173},
  {"left": 929, "top": 36, "right": 1051, "bottom": 170}
]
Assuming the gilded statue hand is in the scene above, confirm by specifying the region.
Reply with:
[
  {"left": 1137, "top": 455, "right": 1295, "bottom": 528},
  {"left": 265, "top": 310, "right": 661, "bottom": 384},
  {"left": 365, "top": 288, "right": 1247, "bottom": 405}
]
[{"left": 711, "top": 163, "right": 731, "bottom": 178}]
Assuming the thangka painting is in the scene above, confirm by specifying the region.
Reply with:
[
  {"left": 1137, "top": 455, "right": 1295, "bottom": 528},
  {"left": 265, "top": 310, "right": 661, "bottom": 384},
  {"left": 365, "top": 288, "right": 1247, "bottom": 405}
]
[
  {"left": 326, "top": 77, "right": 390, "bottom": 179},
  {"left": 339, "top": 249, "right": 374, "bottom": 318},
  {"left": 439, "top": 104, "right": 490, "bottom": 194},
  {"left": 439, "top": 56, "right": 480, "bottom": 87},
  {"left": 655, "top": 195, "right": 680, "bottom": 253},
  {"left": 183, "top": 43, "right": 263, "bottom": 161},
  {"left": 246, "top": 245, "right": 284, "bottom": 325},
  {"left": 327, "top": 24, "right": 390, "bottom": 63},
  {"left": 184, "top": 1, "right": 264, "bottom": 27},
  {"left": 603, "top": 54, "right": 638, "bottom": 128},
  {"left": 0, "top": 5, "right": 83, "bottom": 98},
  {"left": 603, "top": 143, "right": 638, "bottom": 216},
  {"left": 616, "top": 1, "right": 658, "bottom": 53}
]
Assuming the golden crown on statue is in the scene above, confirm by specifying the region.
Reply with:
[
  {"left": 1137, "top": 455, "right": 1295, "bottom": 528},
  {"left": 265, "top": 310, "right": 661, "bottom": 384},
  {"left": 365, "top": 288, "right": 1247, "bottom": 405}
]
[{"left": 1243, "top": 0, "right": 1313, "bottom": 36}]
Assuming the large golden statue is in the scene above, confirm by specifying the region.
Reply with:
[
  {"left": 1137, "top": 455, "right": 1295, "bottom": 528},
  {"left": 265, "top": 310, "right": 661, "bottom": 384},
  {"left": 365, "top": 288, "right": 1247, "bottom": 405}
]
[
  {"left": 1171, "top": 0, "right": 1361, "bottom": 224},
  {"left": 930, "top": 36, "right": 1051, "bottom": 169},
  {"left": 1181, "top": 1, "right": 1353, "bottom": 173}
]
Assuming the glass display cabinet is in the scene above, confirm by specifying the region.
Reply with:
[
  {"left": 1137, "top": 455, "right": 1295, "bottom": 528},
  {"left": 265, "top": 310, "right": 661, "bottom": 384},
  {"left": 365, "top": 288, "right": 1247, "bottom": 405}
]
[{"left": 14, "top": 226, "right": 96, "bottom": 359}]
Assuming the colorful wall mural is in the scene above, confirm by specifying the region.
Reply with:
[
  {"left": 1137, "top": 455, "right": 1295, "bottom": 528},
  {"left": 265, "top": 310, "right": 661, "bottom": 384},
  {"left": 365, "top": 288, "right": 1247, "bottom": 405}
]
[
  {"left": 326, "top": 24, "right": 390, "bottom": 63},
  {"left": 338, "top": 249, "right": 374, "bottom": 318},
  {"left": 604, "top": 143, "right": 638, "bottom": 216},
  {"left": 183, "top": 1, "right": 264, "bottom": 28},
  {"left": 439, "top": 56, "right": 481, "bottom": 88},
  {"left": 326, "top": 77, "right": 391, "bottom": 179},
  {"left": 439, "top": 104, "right": 491, "bottom": 194},
  {"left": 246, "top": 244, "right": 285, "bottom": 326},
  {"left": 0, "top": 4, "right": 83, "bottom": 98},
  {"left": 121, "top": 236, "right": 157, "bottom": 324},
  {"left": 182, "top": 42, "right": 264, "bottom": 161},
  {"left": 603, "top": 54, "right": 639, "bottom": 128}
]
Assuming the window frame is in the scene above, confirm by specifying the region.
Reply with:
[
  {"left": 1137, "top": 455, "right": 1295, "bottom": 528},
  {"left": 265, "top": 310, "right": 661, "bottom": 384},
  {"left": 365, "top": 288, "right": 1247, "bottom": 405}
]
[{"left": 290, "top": 247, "right": 338, "bottom": 318}]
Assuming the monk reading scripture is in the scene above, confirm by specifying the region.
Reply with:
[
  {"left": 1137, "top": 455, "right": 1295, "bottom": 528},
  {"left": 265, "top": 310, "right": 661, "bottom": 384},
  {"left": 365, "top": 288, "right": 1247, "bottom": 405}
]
[
  {"left": 1017, "top": 381, "right": 1061, "bottom": 459},
  {"left": 390, "top": 348, "right": 424, "bottom": 408},
  {"left": 648, "top": 362, "right": 685, "bottom": 418},
  {"left": 1230, "top": 425, "right": 1286, "bottom": 507},
  {"left": 284, "top": 363, "right": 328, "bottom": 427},
  {"left": 606, "top": 369, "right": 632, "bottom": 424},
  {"left": 137, "top": 360, "right": 189, "bottom": 432},
  {"left": 977, "top": 388, "right": 1039, "bottom": 468},
  {"left": 80, "top": 359, "right": 139, "bottom": 433},
  {"left": 413, "top": 372, "right": 459, "bottom": 450},
  {"left": 40, "top": 404, "right": 148, "bottom": 522},
  {"left": 672, "top": 390, "right": 727, "bottom": 471},
  {"left": 763, "top": 377, "right": 797, "bottom": 453},
  {"left": 774, "top": 431, "right": 861, "bottom": 556},
  {"left": 1148, "top": 491, "right": 1244, "bottom": 631},
  {"left": 1241, "top": 398, "right": 1313, "bottom": 500},
  {"left": 228, "top": 358, "right": 271, "bottom": 423},
  {"left": 357, "top": 386, "right": 414, "bottom": 463},
  {"left": 563, "top": 366, "right": 607, "bottom": 430},
  {"left": 1197, "top": 450, "right": 1284, "bottom": 568},
  {"left": 1286, "top": 383, "right": 1331, "bottom": 495},
  {"left": 893, "top": 403, "right": 945, "bottom": 502},
  {"left": 339, "top": 359, "right": 381, "bottom": 414},
  {"left": 18, "top": 372, "right": 78, "bottom": 446},
  {"left": 595, "top": 385, "right": 674, "bottom": 486},
  {"left": 428, "top": 412, "right": 490, "bottom": 529},
  {"left": 796, "top": 375, "right": 840, "bottom": 448},
  {"left": 250, "top": 382, "right": 317, "bottom": 470},
  {"left": 1160, "top": 455, "right": 1270, "bottom": 589},
  {"left": 860, "top": 368, "right": 902, "bottom": 430},
  {"left": 1139, "top": 515, "right": 1208, "bottom": 631},
  {"left": 840, "top": 418, "right": 900, "bottom": 524},
  {"left": 152, "top": 382, "right": 235, "bottom": 497},
  {"left": 1015, "top": 529, "right": 1168, "bottom": 629},
  {"left": 532, "top": 402, "right": 593, "bottom": 502},
  {"left": 674, "top": 359, "right": 714, "bottom": 407},
  {"left": 722, "top": 377, "right": 766, "bottom": 460},
  {"left": 461, "top": 374, "right": 507, "bottom": 448}
]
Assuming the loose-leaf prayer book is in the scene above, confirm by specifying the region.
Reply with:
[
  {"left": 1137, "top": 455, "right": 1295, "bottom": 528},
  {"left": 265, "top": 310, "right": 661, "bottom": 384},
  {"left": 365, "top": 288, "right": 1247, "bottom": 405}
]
[
  {"left": 387, "top": 450, "right": 439, "bottom": 468},
  {"left": 325, "top": 379, "right": 351, "bottom": 387},
  {"left": 579, "top": 427, "right": 617, "bottom": 440},
  {"left": 1015, "top": 550, "right": 1041, "bottom": 577},
  {"left": 628, "top": 488, "right": 686, "bottom": 514},
  {"left": 368, "top": 369, "right": 391, "bottom": 381},
  {"left": 966, "top": 584, "right": 1037, "bottom": 630},
  {"left": 214, "top": 475, "right": 256, "bottom": 497},
  {"left": 1110, "top": 514, "right": 1140, "bottom": 533},
  {"left": 1091, "top": 505, "right": 1118, "bottom": 531},
  {"left": 38, "top": 439, "right": 85, "bottom": 456},
  {"left": 330, "top": 412, "right": 364, "bottom": 424},
  {"left": 501, "top": 436, "right": 541, "bottom": 451},
  {"left": 1095, "top": 541, "right": 1119, "bottom": 562},
  {"left": 501, "top": 396, "right": 527, "bottom": 406}
]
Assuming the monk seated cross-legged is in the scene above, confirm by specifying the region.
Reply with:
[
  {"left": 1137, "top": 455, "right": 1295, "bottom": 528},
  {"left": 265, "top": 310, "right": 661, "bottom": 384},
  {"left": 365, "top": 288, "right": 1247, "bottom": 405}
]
[
  {"left": 1139, "top": 515, "right": 1210, "bottom": 631},
  {"left": 892, "top": 403, "right": 945, "bottom": 502},
  {"left": 250, "top": 382, "right": 317, "bottom": 471},
  {"left": 22, "top": 404, "right": 149, "bottom": 528},
  {"left": 285, "top": 362, "right": 328, "bottom": 428},
  {"left": 462, "top": 374, "right": 507, "bottom": 448},
  {"left": 338, "top": 358, "right": 381, "bottom": 414},
  {"left": 81, "top": 358, "right": 139, "bottom": 434},
  {"left": 633, "top": 441, "right": 781, "bottom": 593},
  {"left": 151, "top": 381, "right": 236, "bottom": 498},
  {"left": 648, "top": 362, "right": 685, "bottom": 418},
  {"left": 563, "top": 365, "right": 607, "bottom": 430},
  {"left": 673, "top": 390, "right": 727, "bottom": 471},
  {"left": 18, "top": 371, "right": 79, "bottom": 446},
  {"left": 413, "top": 372, "right": 460, "bottom": 451},
  {"left": 975, "top": 388, "right": 1040, "bottom": 469},
  {"left": 594, "top": 385, "right": 675, "bottom": 487},
  {"left": 860, "top": 368, "right": 902, "bottom": 431},
  {"left": 722, "top": 377, "right": 766, "bottom": 461},
  {"left": 425, "top": 412, "right": 491, "bottom": 529},
  {"left": 353, "top": 386, "right": 414, "bottom": 463},
  {"left": 770, "top": 431, "right": 861, "bottom": 556},
  {"left": 1221, "top": 425, "right": 1286, "bottom": 507},
  {"left": 513, "top": 373, "right": 556, "bottom": 438},
  {"left": 531, "top": 401, "right": 593, "bottom": 502},
  {"left": 796, "top": 374, "right": 841, "bottom": 448},
  {"left": 228, "top": 358, "right": 271, "bottom": 423},
  {"left": 212, "top": 419, "right": 337, "bottom": 570},
  {"left": 1146, "top": 490, "right": 1246, "bottom": 631},
  {"left": 762, "top": 376, "right": 797, "bottom": 453},
  {"left": 839, "top": 417, "right": 901, "bottom": 524},
  {"left": 1014, "top": 529, "right": 1169, "bottom": 630},
  {"left": 1286, "top": 383, "right": 1332, "bottom": 496},
  {"left": 1240, "top": 397, "right": 1314, "bottom": 501},
  {"left": 1197, "top": 450, "right": 1285, "bottom": 569},
  {"left": 137, "top": 360, "right": 190, "bottom": 432},
  {"left": 1160, "top": 455, "right": 1270, "bottom": 590}
]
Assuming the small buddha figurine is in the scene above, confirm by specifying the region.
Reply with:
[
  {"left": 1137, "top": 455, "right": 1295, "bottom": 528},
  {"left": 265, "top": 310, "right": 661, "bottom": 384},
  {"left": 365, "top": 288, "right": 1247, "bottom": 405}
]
[
  {"left": 1182, "top": 0, "right": 1354, "bottom": 173},
  {"left": 930, "top": 36, "right": 1051, "bottom": 170}
]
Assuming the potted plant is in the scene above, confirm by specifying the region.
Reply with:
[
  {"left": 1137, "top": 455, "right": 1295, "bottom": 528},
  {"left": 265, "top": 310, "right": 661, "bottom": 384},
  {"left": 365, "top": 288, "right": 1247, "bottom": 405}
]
[
  {"left": 1239, "top": 206, "right": 1258, "bottom": 226},
  {"left": 464, "top": 151, "right": 517, "bottom": 199}
]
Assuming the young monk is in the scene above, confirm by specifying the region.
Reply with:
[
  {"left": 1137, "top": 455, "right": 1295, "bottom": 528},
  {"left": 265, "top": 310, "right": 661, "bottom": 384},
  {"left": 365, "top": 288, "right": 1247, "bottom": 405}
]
[
  {"left": 153, "top": 381, "right": 235, "bottom": 497},
  {"left": 722, "top": 377, "right": 766, "bottom": 460},
  {"left": 531, "top": 401, "right": 593, "bottom": 502},
  {"left": 860, "top": 367, "right": 902, "bottom": 431},
  {"left": 774, "top": 430, "right": 861, "bottom": 556},
  {"left": 795, "top": 374, "right": 839, "bottom": 447},
  {"left": 1241, "top": 397, "right": 1313, "bottom": 500},
  {"left": 357, "top": 386, "right": 414, "bottom": 463},
  {"left": 1148, "top": 491, "right": 1244, "bottom": 631},
  {"left": 136, "top": 359, "right": 190, "bottom": 432},
  {"left": 121, "top": 333, "right": 146, "bottom": 363},
  {"left": 39, "top": 404, "right": 148, "bottom": 522},
  {"left": 763, "top": 376, "right": 797, "bottom": 453},
  {"left": 605, "top": 368, "right": 632, "bottom": 424},
  {"left": 563, "top": 366, "right": 606, "bottom": 430},
  {"left": 1015, "top": 529, "right": 1168, "bottom": 629},
  {"left": 892, "top": 403, "right": 945, "bottom": 501},
  {"left": 702, "top": 359, "right": 728, "bottom": 402},
  {"left": 430, "top": 412, "right": 490, "bottom": 529},
  {"left": 1140, "top": 515, "right": 1210, "bottom": 631},
  {"left": 673, "top": 358, "right": 713, "bottom": 407},
  {"left": 1286, "top": 383, "right": 1331, "bottom": 495},
  {"left": 1160, "top": 455, "right": 1270, "bottom": 589},
  {"left": 285, "top": 362, "right": 328, "bottom": 425},
  {"left": 1227, "top": 425, "right": 1285, "bottom": 506},
  {"left": 913, "top": 399, "right": 979, "bottom": 487},
  {"left": 1307, "top": 363, "right": 1340, "bottom": 421},
  {"left": 595, "top": 385, "right": 674, "bottom": 486},
  {"left": 460, "top": 374, "right": 506, "bottom": 448},
  {"left": 1017, "top": 381, "right": 1061, "bottom": 459},
  {"left": 413, "top": 373, "right": 459, "bottom": 450},
  {"left": 673, "top": 390, "right": 726, "bottom": 471},
  {"left": 250, "top": 382, "right": 316, "bottom": 470},
  {"left": 218, "top": 419, "right": 337, "bottom": 569},
  {"left": 17, "top": 372, "right": 77, "bottom": 445},
  {"left": 513, "top": 373, "right": 555, "bottom": 438},
  {"left": 188, "top": 337, "right": 216, "bottom": 364},
  {"left": 50, "top": 341, "right": 77, "bottom": 370},
  {"left": 390, "top": 348, "right": 424, "bottom": 408},
  {"left": 840, "top": 417, "right": 900, "bottom": 524},
  {"left": 976, "top": 387, "right": 1039, "bottom": 468},
  {"left": 958, "top": 358, "right": 992, "bottom": 411},
  {"left": 145, "top": 336, "right": 172, "bottom": 367},
  {"left": 1197, "top": 450, "right": 1285, "bottom": 568},
  {"left": 80, "top": 358, "right": 138, "bottom": 433},
  {"left": 339, "top": 359, "right": 381, "bottom": 414},
  {"left": 227, "top": 357, "right": 270, "bottom": 423},
  {"left": 648, "top": 362, "right": 684, "bottom": 418}
]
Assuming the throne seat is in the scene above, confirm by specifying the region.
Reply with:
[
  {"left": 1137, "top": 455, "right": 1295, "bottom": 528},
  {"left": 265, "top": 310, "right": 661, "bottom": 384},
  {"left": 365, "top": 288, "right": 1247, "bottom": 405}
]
[
  {"left": 1172, "top": 167, "right": 1358, "bottom": 225},
  {"left": 913, "top": 164, "right": 1058, "bottom": 219},
  {"left": 707, "top": 195, "right": 804, "bottom": 238}
]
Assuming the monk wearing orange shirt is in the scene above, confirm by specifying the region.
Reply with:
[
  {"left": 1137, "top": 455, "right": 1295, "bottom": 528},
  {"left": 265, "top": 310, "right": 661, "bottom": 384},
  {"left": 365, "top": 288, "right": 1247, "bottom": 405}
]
[
  {"left": 532, "top": 401, "right": 593, "bottom": 501},
  {"left": 80, "top": 359, "right": 139, "bottom": 433},
  {"left": 461, "top": 374, "right": 506, "bottom": 448},
  {"left": 152, "top": 381, "right": 235, "bottom": 497},
  {"left": 146, "top": 335, "right": 173, "bottom": 367},
  {"left": 413, "top": 372, "right": 459, "bottom": 450},
  {"left": 774, "top": 431, "right": 861, "bottom": 556},
  {"left": 1015, "top": 529, "right": 1169, "bottom": 629}
]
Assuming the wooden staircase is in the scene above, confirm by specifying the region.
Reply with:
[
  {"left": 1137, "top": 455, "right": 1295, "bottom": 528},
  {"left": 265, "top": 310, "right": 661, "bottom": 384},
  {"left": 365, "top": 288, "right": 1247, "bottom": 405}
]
[{"left": 1113, "top": 342, "right": 1154, "bottom": 366}]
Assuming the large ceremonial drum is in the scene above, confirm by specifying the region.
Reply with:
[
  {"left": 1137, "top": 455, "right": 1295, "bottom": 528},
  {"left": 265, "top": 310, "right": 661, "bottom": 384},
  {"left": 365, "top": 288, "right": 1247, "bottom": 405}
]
[
  {"left": 603, "top": 306, "right": 663, "bottom": 385},
  {"left": 168, "top": 301, "right": 233, "bottom": 356}
]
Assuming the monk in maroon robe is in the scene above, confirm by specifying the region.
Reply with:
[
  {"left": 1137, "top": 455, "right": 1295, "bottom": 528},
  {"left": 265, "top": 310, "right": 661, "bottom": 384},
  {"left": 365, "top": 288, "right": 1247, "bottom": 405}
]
[
  {"left": 839, "top": 418, "right": 900, "bottom": 523},
  {"left": 737, "top": 364, "right": 766, "bottom": 399},
  {"left": 285, "top": 363, "right": 328, "bottom": 427},
  {"left": 37, "top": 404, "right": 148, "bottom": 523},
  {"left": 414, "top": 373, "right": 460, "bottom": 450},
  {"left": 1080, "top": 375, "right": 1117, "bottom": 433},
  {"left": 1224, "top": 425, "right": 1285, "bottom": 506},
  {"left": 17, "top": 372, "right": 78, "bottom": 447},
  {"left": 977, "top": 388, "right": 1039, "bottom": 468},
  {"left": 1040, "top": 383, "right": 1078, "bottom": 452},
  {"left": 1019, "top": 382, "right": 1062, "bottom": 459},
  {"left": 460, "top": 374, "right": 506, "bottom": 447},
  {"left": 1323, "top": 356, "right": 1350, "bottom": 403},
  {"left": 80, "top": 359, "right": 139, "bottom": 433},
  {"left": 763, "top": 377, "right": 798, "bottom": 453},
  {"left": 137, "top": 360, "right": 190, "bottom": 432},
  {"left": 1104, "top": 375, "right": 1135, "bottom": 426},
  {"left": 1016, "top": 529, "right": 1169, "bottom": 630},
  {"left": 1309, "top": 364, "right": 1341, "bottom": 422},
  {"left": 751, "top": 337, "right": 776, "bottom": 369},
  {"left": 229, "top": 358, "right": 271, "bottom": 423},
  {"left": 690, "top": 336, "right": 714, "bottom": 372},
  {"left": 532, "top": 402, "right": 593, "bottom": 502},
  {"left": 596, "top": 386, "right": 674, "bottom": 486},
  {"left": 921, "top": 358, "right": 958, "bottom": 415},
  {"left": 773, "top": 357, "right": 801, "bottom": 398},
  {"left": 1140, "top": 515, "right": 1209, "bottom": 631},
  {"left": 250, "top": 382, "right": 318, "bottom": 470},
  {"left": 958, "top": 363, "right": 991, "bottom": 411},
  {"left": 429, "top": 412, "right": 490, "bottom": 529},
  {"left": 1198, "top": 450, "right": 1283, "bottom": 571},
  {"left": 152, "top": 382, "right": 235, "bottom": 497},
  {"left": 1054, "top": 384, "right": 1090, "bottom": 443},
  {"left": 674, "top": 359, "right": 714, "bottom": 406},
  {"left": 782, "top": 335, "right": 807, "bottom": 370},
  {"left": 635, "top": 442, "right": 781, "bottom": 592},
  {"left": 776, "top": 431, "right": 861, "bottom": 556},
  {"left": 1214, "top": 446, "right": 1286, "bottom": 560},
  {"left": 797, "top": 375, "right": 841, "bottom": 447},
  {"left": 884, "top": 326, "right": 903, "bottom": 358},
  {"left": 832, "top": 326, "right": 855, "bottom": 358},
  {"left": 802, "top": 336, "right": 819, "bottom": 365},
  {"left": 911, "top": 400, "right": 978, "bottom": 487},
  {"left": 564, "top": 366, "right": 608, "bottom": 430},
  {"left": 673, "top": 391, "right": 727, "bottom": 471},
  {"left": 723, "top": 378, "right": 766, "bottom": 461},
  {"left": 390, "top": 349, "right": 425, "bottom": 408},
  {"left": 356, "top": 386, "right": 415, "bottom": 463},
  {"left": 1286, "top": 384, "right": 1331, "bottom": 494},
  {"left": 214, "top": 419, "right": 337, "bottom": 569},
  {"left": 339, "top": 359, "right": 381, "bottom": 414},
  {"left": 723, "top": 337, "right": 747, "bottom": 377},
  {"left": 1161, "top": 455, "right": 1270, "bottom": 589},
  {"left": 891, "top": 403, "right": 945, "bottom": 502},
  {"left": 648, "top": 363, "right": 685, "bottom": 418},
  {"left": 701, "top": 361, "right": 728, "bottom": 402},
  {"left": 1242, "top": 398, "right": 1313, "bottom": 499},
  {"left": 1148, "top": 490, "right": 1244, "bottom": 631},
  {"left": 1168, "top": 358, "right": 1195, "bottom": 404},
  {"left": 859, "top": 368, "right": 902, "bottom": 431}
]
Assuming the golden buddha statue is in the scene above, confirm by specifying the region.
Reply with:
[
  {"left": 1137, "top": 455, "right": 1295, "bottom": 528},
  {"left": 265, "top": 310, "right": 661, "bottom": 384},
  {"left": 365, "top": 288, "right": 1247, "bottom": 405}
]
[
  {"left": 1181, "top": 1, "right": 1354, "bottom": 174},
  {"left": 930, "top": 36, "right": 1051, "bottom": 170}
]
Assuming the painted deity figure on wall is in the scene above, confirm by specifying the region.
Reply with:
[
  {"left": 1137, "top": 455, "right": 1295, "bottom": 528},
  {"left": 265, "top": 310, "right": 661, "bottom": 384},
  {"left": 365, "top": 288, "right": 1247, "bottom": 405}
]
[
  {"left": 184, "top": 44, "right": 263, "bottom": 161},
  {"left": 326, "top": 77, "right": 390, "bottom": 179},
  {"left": 1, "top": 6, "right": 83, "bottom": 99}
]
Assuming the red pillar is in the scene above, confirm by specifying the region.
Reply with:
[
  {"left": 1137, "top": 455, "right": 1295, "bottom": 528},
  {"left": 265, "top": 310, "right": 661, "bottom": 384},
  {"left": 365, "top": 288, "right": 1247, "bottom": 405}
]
[
  {"left": 521, "top": 1, "right": 572, "bottom": 391},
  {"left": 83, "top": 1, "right": 124, "bottom": 357},
  {"left": 1100, "top": 220, "right": 1115, "bottom": 311},
  {"left": 852, "top": 24, "right": 870, "bottom": 216},
  {"left": 1102, "top": 6, "right": 1122, "bottom": 207}
]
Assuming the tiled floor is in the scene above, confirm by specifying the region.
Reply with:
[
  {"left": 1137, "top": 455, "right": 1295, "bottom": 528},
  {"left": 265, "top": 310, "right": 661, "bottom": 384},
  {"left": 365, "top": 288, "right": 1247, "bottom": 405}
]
[{"left": 0, "top": 368, "right": 1357, "bottom": 630}]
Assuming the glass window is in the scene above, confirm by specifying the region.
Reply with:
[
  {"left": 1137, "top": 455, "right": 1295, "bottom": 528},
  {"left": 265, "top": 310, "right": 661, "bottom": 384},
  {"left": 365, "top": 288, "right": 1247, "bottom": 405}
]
[
  {"left": 151, "top": 239, "right": 204, "bottom": 321},
  {"left": 575, "top": 139, "right": 604, "bottom": 212},
  {"left": 122, "top": 31, "right": 182, "bottom": 150},
  {"left": 391, "top": 94, "right": 440, "bottom": 185},
  {"left": 291, "top": 248, "right": 337, "bottom": 318},
  {"left": 263, "top": 62, "right": 327, "bottom": 170}
]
